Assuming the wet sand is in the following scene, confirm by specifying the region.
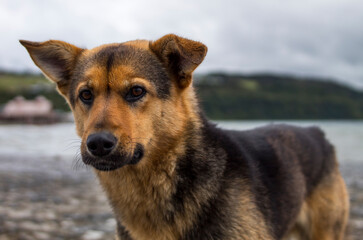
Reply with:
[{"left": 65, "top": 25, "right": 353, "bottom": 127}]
[{"left": 0, "top": 155, "right": 362, "bottom": 240}]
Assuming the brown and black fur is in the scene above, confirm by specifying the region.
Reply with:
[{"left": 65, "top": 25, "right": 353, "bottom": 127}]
[{"left": 20, "top": 34, "right": 349, "bottom": 240}]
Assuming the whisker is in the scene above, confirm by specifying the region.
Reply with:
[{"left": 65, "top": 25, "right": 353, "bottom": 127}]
[
  {"left": 64, "top": 145, "right": 81, "bottom": 151},
  {"left": 64, "top": 139, "right": 82, "bottom": 152},
  {"left": 72, "top": 150, "right": 88, "bottom": 171}
]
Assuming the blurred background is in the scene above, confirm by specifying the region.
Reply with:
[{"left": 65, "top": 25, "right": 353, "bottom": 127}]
[{"left": 0, "top": 0, "right": 362, "bottom": 239}]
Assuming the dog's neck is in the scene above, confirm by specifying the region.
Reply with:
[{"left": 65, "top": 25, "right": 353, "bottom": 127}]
[{"left": 96, "top": 125, "right": 203, "bottom": 239}]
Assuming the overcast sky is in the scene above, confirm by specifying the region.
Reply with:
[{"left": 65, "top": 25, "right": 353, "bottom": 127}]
[{"left": 1, "top": 0, "right": 363, "bottom": 88}]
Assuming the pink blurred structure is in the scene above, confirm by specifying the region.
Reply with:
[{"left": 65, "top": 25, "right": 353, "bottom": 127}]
[{"left": 0, "top": 96, "right": 61, "bottom": 124}]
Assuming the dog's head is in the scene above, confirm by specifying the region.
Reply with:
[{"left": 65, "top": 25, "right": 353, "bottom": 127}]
[{"left": 20, "top": 34, "right": 207, "bottom": 171}]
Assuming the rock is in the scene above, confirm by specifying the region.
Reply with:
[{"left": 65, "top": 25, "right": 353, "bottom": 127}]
[
  {"left": 0, "top": 234, "right": 11, "bottom": 240},
  {"left": 33, "top": 232, "right": 50, "bottom": 240},
  {"left": 43, "top": 211, "right": 57, "bottom": 220},
  {"left": 3, "top": 221, "right": 17, "bottom": 231},
  {"left": 82, "top": 230, "right": 105, "bottom": 240},
  {"left": 7, "top": 209, "right": 32, "bottom": 219},
  {"left": 19, "top": 221, "right": 40, "bottom": 231},
  {"left": 18, "top": 232, "right": 35, "bottom": 240},
  {"left": 39, "top": 222, "right": 57, "bottom": 232},
  {"left": 352, "top": 219, "right": 363, "bottom": 229},
  {"left": 104, "top": 218, "right": 116, "bottom": 232},
  {"left": 60, "top": 220, "right": 74, "bottom": 229}
]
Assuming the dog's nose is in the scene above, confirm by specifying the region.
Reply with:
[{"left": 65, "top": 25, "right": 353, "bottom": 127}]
[{"left": 86, "top": 132, "right": 117, "bottom": 157}]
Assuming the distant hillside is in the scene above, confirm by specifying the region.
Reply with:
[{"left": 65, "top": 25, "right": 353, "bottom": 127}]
[
  {"left": 0, "top": 72, "right": 68, "bottom": 111},
  {"left": 1, "top": 71, "right": 363, "bottom": 119},
  {"left": 195, "top": 73, "right": 363, "bottom": 119}
]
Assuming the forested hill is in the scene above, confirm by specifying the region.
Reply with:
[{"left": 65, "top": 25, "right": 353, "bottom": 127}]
[
  {"left": 194, "top": 73, "right": 363, "bottom": 119},
  {"left": 1, "top": 71, "right": 363, "bottom": 119}
]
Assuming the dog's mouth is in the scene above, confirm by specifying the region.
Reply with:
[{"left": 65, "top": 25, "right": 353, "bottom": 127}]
[
  {"left": 91, "top": 160, "right": 123, "bottom": 171},
  {"left": 81, "top": 143, "right": 144, "bottom": 171}
]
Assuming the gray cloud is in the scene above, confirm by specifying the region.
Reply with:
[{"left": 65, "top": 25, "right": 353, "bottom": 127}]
[{"left": 1, "top": 0, "right": 363, "bottom": 88}]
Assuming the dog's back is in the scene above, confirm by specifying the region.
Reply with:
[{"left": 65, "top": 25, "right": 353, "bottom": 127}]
[{"left": 229, "top": 124, "right": 336, "bottom": 196}]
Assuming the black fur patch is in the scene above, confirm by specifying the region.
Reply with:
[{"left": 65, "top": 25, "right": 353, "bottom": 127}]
[
  {"left": 172, "top": 118, "right": 247, "bottom": 239},
  {"left": 117, "top": 222, "right": 133, "bottom": 240}
]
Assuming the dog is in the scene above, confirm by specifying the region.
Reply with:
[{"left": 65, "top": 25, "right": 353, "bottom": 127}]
[{"left": 20, "top": 34, "right": 349, "bottom": 240}]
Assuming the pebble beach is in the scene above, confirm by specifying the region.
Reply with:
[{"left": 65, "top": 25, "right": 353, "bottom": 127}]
[{"left": 0, "top": 154, "right": 362, "bottom": 240}]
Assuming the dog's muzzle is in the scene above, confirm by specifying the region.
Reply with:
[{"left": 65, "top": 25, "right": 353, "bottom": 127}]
[{"left": 82, "top": 132, "right": 144, "bottom": 171}]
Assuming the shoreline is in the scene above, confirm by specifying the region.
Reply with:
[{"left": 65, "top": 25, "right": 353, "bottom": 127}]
[{"left": 0, "top": 155, "right": 362, "bottom": 240}]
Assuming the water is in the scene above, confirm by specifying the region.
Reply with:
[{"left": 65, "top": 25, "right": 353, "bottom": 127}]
[
  {"left": 0, "top": 123, "right": 79, "bottom": 158},
  {"left": 0, "top": 120, "right": 362, "bottom": 163}
]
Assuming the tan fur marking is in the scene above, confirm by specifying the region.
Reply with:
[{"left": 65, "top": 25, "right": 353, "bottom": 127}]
[
  {"left": 123, "top": 40, "right": 150, "bottom": 50},
  {"left": 232, "top": 184, "right": 274, "bottom": 240},
  {"left": 72, "top": 65, "right": 108, "bottom": 137},
  {"left": 285, "top": 165, "right": 349, "bottom": 240}
]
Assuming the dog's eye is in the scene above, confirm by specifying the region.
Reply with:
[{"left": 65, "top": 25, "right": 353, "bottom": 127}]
[
  {"left": 132, "top": 87, "right": 143, "bottom": 97},
  {"left": 126, "top": 86, "right": 146, "bottom": 102},
  {"left": 79, "top": 90, "right": 93, "bottom": 104}
]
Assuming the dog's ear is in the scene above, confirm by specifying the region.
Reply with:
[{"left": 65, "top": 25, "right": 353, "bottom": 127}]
[
  {"left": 19, "top": 40, "right": 83, "bottom": 94},
  {"left": 150, "top": 34, "right": 207, "bottom": 89}
]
